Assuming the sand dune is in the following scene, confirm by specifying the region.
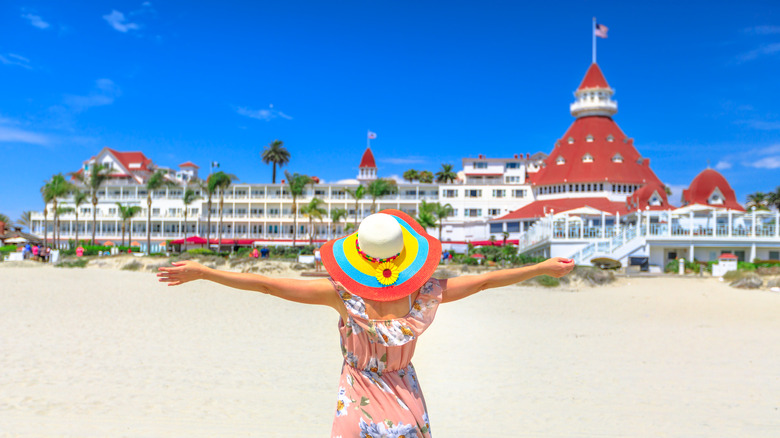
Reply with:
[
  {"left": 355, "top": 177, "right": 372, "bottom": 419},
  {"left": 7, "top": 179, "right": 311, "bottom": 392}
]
[{"left": 1, "top": 265, "right": 779, "bottom": 437}]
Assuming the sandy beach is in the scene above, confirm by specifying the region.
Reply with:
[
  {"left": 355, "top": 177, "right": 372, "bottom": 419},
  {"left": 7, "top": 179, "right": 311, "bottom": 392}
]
[{"left": 1, "top": 263, "right": 779, "bottom": 437}]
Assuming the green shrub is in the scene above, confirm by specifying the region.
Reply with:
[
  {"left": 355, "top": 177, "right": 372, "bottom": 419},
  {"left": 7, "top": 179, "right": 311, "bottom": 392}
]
[
  {"left": 463, "top": 257, "right": 480, "bottom": 265},
  {"left": 56, "top": 258, "right": 89, "bottom": 268},
  {"left": 755, "top": 260, "right": 780, "bottom": 268},
  {"left": 722, "top": 270, "right": 742, "bottom": 281},
  {"left": 536, "top": 275, "right": 560, "bottom": 287},
  {"left": 665, "top": 260, "right": 679, "bottom": 273},
  {"left": 0, "top": 245, "right": 17, "bottom": 255},
  {"left": 236, "top": 247, "right": 252, "bottom": 257},
  {"left": 738, "top": 261, "right": 757, "bottom": 271},
  {"left": 187, "top": 248, "right": 215, "bottom": 256}
]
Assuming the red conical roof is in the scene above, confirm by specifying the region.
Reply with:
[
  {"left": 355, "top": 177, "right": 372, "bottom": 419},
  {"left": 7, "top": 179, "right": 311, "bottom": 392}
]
[
  {"left": 532, "top": 116, "right": 662, "bottom": 186},
  {"left": 578, "top": 63, "right": 610, "bottom": 90},
  {"left": 681, "top": 169, "right": 744, "bottom": 211},
  {"left": 626, "top": 181, "right": 674, "bottom": 212},
  {"left": 359, "top": 147, "right": 376, "bottom": 168}
]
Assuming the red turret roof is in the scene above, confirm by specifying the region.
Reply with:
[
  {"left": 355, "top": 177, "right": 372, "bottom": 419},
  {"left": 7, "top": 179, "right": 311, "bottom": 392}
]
[
  {"left": 179, "top": 161, "right": 199, "bottom": 169},
  {"left": 578, "top": 63, "right": 610, "bottom": 90},
  {"left": 626, "top": 182, "right": 674, "bottom": 212},
  {"left": 492, "top": 197, "right": 630, "bottom": 221},
  {"left": 359, "top": 147, "right": 376, "bottom": 168},
  {"left": 532, "top": 116, "right": 663, "bottom": 186},
  {"left": 108, "top": 148, "right": 153, "bottom": 172},
  {"left": 681, "top": 169, "right": 744, "bottom": 211}
]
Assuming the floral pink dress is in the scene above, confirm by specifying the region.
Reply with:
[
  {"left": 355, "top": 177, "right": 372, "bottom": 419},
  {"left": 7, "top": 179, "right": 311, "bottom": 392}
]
[{"left": 330, "top": 278, "right": 444, "bottom": 438}]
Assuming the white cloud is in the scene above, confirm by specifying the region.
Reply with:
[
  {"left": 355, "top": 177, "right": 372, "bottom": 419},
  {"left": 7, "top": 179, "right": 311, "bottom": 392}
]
[
  {"left": 21, "top": 13, "right": 49, "bottom": 29},
  {"left": 0, "top": 53, "right": 32, "bottom": 69},
  {"left": 0, "top": 126, "right": 49, "bottom": 145},
  {"left": 748, "top": 156, "right": 780, "bottom": 169},
  {"left": 103, "top": 10, "right": 139, "bottom": 32},
  {"left": 746, "top": 25, "right": 780, "bottom": 35},
  {"left": 335, "top": 179, "right": 359, "bottom": 185},
  {"left": 387, "top": 174, "right": 405, "bottom": 183},
  {"left": 378, "top": 156, "right": 428, "bottom": 165},
  {"left": 741, "top": 119, "right": 780, "bottom": 130},
  {"left": 236, "top": 105, "right": 293, "bottom": 121},
  {"left": 715, "top": 161, "right": 732, "bottom": 170},
  {"left": 63, "top": 79, "right": 121, "bottom": 112},
  {"left": 737, "top": 42, "right": 780, "bottom": 62}
]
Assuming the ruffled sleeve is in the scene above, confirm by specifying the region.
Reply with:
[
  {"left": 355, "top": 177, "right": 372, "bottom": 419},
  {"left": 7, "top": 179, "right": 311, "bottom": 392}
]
[{"left": 405, "top": 278, "right": 443, "bottom": 336}]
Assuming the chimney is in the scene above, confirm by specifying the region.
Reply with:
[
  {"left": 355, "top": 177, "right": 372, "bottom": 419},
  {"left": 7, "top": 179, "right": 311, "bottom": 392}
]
[
  {"left": 643, "top": 158, "right": 650, "bottom": 166},
  {"left": 525, "top": 153, "right": 530, "bottom": 159},
  {"left": 0, "top": 221, "right": 4, "bottom": 236},
  {"left": 513, "top": 154, "right": 518, "bottom": 159}
]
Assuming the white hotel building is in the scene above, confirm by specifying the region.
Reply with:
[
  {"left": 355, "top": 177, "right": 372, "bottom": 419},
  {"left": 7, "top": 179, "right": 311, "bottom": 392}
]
[{"left": 30, "top": 146, "right": 544, "bottom": 253}]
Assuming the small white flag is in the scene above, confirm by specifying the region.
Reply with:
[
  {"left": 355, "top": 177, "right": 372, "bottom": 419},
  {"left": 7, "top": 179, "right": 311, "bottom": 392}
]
[
  {"left": 211, "top": 161, "right": 220, "bottom": 168},
  {"left": 595, "top": 23, "right": 608, "bottom": 39},
  {"left": 367, "top": 131, "right": 377, "bottom": 140}
]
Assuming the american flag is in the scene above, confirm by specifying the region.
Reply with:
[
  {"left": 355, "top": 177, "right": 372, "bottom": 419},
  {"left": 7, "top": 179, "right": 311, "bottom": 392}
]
[
  {"left": 595, "top": 23, "right": 608, "bottom": 39},
  {"left": 367, "top": 131, "right": 377, "bottom": 139}
]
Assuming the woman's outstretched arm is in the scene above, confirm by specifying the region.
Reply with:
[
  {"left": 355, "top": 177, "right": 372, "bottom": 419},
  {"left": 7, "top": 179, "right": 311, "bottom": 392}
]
[
  {"left": 157, "top": 260, "right": 339, "bottom": 308},
  {"left": 441, "top": 257, "right": 575, "bottom": 303}
]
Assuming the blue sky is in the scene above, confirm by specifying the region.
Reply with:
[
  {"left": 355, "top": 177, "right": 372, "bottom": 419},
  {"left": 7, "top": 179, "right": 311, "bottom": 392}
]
[{"left": 2, "top": 0, "right": 779, "bottom": 224}]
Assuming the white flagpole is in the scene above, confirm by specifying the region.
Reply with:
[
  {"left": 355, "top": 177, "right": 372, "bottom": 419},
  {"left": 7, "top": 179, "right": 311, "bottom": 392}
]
[
  {"left": 367, "top": 130, "right": 370, "bottom": 148},
  {"left": 592, "top": 17, "right": 597, "bottom": 64}
]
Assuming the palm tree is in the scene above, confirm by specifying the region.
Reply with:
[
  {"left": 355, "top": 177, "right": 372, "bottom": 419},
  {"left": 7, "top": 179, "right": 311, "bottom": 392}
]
[
  {"left": 71, "top": 190, "right": 89, "bottom": 245},
  {"left": 747, "top": 192, "right": 770, "bottom": 211},
  {"left": 17, "top": 211, "right": 32, "bottom": 232},
  {"left": 346, "top": 185, "right": 366, "bottom": 227},
  {"left": 145, "top": 170, "right": 178, "bottom": 254},
  {"left": 70, "top": 163, "right": 111, "bottom": 245},
  {"left": 42, "top": 174, "right": 74, "bottom": 248},
  {"left": 416, "top": 200, "right": 437, "bottom": 230},
  {"left": 366, "top": 178, "right": 398, "bottom": 213},
  {"left": 117, "top": 203, "right": 142, "bottom": 247},
  {"left": 0, "top": 213, "right": 13, "bottom": 228},
  {"left": 201, "top": 178, "right": 217, "bottom": 245},
  {"left": 285, "top": 170, "right": 312, "bottom": 247},
  {"left": 418, "top": 170, "right": 434, "bottom": 184},
  {"left": 432, "top": 202, "right": 454, "bottom": 241},
  {"left": 207, "top": 171, "right": 239, "bottom": 250},
  {"left": 403, "top": 169, "right": 418, "bottom": 183},
  {"left": 435, "top": 164, "right": 457, "bottom": 184},
  {"left": 301, "top": 197, "right": 327, "bottom": 245},
  {"left": 329, "top": 207, "right": 347, "bottom": 238},
  {"left": 261, "top": 139, "right": 291, "bottom": 183},
  {"left": 182, "top": 187, "right": 202, "bottom": 245},
  {"left": 764, "top": 187, "right": 780, "bottom": 211}
]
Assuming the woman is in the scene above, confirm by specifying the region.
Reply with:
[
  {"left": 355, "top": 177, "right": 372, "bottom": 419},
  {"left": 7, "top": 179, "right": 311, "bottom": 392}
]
[{"left": 158, "top": 210, "right": 574, "bottom": 437}]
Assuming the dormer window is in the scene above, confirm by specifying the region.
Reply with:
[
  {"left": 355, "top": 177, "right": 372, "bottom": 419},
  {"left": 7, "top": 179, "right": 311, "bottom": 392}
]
[
  {"left": 709, "top": 189, "right": 725, "bottom": 205},
  {"left": 556, "top": 156, "right": 566, "bottom": 165},
  {"left": 649, "top": 195, "right": 662, "bottom": 206},
  {"left": 586, "top": 135, "right": 594, "bottom": 142},
  {"left": 567, "top": 137, "right": 574, "bottom": 144},
  {"left": 612, "top": 153, "right": 623, "bottom": 163},
  {"left": 606, "top": 135, "right": 614, "bottom": 142},
  {"left": 582, "top": 153, "right": 594, "bottom": 163}
]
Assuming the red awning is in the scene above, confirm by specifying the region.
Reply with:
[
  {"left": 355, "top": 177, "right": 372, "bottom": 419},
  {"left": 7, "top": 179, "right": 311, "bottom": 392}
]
[{"left": 171, "top": 236, "right": 208, "bottom": 244}]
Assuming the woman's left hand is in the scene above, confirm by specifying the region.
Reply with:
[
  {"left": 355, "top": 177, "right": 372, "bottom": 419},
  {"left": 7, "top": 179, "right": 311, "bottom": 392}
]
[{"left": 537, "top": 257, "right": 576, "bottom": 278}]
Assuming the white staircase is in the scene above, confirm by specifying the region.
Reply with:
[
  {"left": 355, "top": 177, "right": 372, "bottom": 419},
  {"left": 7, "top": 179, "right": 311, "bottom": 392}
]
[{"left": 571, "top": 225, "right": 647, "bottom": 266}]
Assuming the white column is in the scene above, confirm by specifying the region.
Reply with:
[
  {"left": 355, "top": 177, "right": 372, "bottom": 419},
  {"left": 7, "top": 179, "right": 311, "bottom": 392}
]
[
  {"left": 751, "top": 208, "right": 757, "bottom": 237},
  {"left": 616, "top": 212, "right": 621, "bottom": 236},
  {"left": 601, "top": 212, "right": 605, "bottom": 238},
  {"left": 776, "top": 211, "right": 779, "bottom": 238},
  {"left": 666, "top": 210, "right": 671, "bottom": 237},
  {"left": 712, "top": 209, "right": 716, "bottom": 236},
  {"left": 728, "top": 210, "right": 733, "bottom": 237},
  {"left": 689, "top": 211, "right": 694, "bottom": 238},
  {"left": 564, "top": 215, "right": 568, "bottom": 239},
  {"left": 646, "top": 210, "right": 651, "bottom": 236}
]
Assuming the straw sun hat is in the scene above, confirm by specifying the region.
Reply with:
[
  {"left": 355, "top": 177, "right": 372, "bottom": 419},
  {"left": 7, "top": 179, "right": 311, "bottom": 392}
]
[{"left": 321, "top": 209, "right": 442, "bottom": 302}]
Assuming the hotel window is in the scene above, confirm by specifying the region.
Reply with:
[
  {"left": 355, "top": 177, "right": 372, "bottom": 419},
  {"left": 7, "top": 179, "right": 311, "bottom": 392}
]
[
  {"left": 505, "top": 162, "right": 521, "bottom": 169},
  {"left": 770, "top": 251, "right": 780, "bottom": 260},
  {"left": 488, "top": 208, "right": 501, "bottom": 216},
  {"left": 251, "top": 208, "right": 263, "bottom": 216},
  {"left": 490, "top": 223, "right": 503, "bottom": 233},
  {"left": 606, "top": 135, "right": 614, "bottom": 142},
  {"left": 236, "top": 208, "right": 247, "bottom": 215},
  {"left": 507, "top": 222, "right": 520, "bottom": 232},
  {"left": 465, "top": 208, "right": 482, "bottom": 217},
  {"left": 556, "top": 156, "right": 565, "bottom": 165},
  {"left": 80, "top": 207, "right": 90, "bottom": 214},
  {"left": 448, "top": 209, "right": 457, "bottom": 217},
  {"left": 190, "top": 208, "right": 199, "bottom": 216},
  {"left": 443, "top": 189, "right": 458, "bottom": 198},
  {"left": 492, "top": 189, "right": 506, "bottom": 198},
  {"left": 108, "top": 207, "right": 117, "bottom": 215},
  {"left": 465, "top": 189, "right": 482, "bottom": 198},
  {"left": 599, "top": 183, "right": 604, "bottom": 190},
  {"left": 473, "top": 162, "right": 488, "bottom": 169},
  {"left": 268, "top": 208, "right": 279, "bottom": 215},
  {"left": 567, "top": 137, "right": 574, "bottom": 144},
  {"left": 612, "top": 153, "right": 623, "bottom": 163},
  {"left": 586, "top": 135, "right": 594, "bottom": 142},
  {"left": 505, "top": 176, "right": 521, "bottom": 183},
  {"left": 315, "top": 189, "right": 326, "bottom": 197},
  {"left": 582, "top": 153, "right": 594, "bottom": 163}
]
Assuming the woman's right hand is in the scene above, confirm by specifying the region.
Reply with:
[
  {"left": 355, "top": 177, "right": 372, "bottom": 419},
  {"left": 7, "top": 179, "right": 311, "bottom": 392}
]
[
  {"left": 537, "top": 257, "right": 575, "bottom": 278},
  {"left": 157, "top": 260, "right": 208, "bottom": 286}
]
